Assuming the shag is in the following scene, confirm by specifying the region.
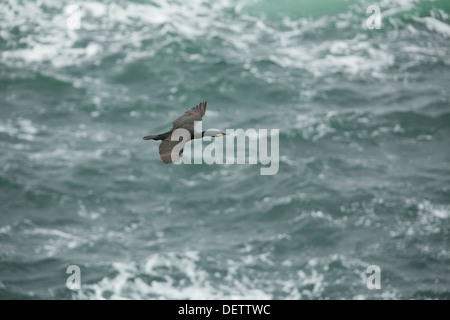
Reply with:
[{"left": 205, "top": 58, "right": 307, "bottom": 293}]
[{"left": 143, "top": 101, "right": 226, "bottom": 163}]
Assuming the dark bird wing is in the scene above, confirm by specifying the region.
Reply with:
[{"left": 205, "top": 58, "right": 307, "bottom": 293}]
[
  {"left": 158, "top": 138, "right": 186, "bottom": 164},
  {"left": 157, "top": 101, "right": 207, "bottom": 163},
  {"left": 171, "top": 101, "right": 207, "bottom": 131}
]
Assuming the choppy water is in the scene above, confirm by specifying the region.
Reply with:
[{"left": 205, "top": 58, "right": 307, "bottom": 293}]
[{"left": 1, "top": 0, "right": 449, "bottom": 299}]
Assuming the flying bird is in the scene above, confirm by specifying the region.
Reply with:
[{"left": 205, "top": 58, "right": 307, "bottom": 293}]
[{"left": 143, "top": 101, "right": 226, "bottom": 163}]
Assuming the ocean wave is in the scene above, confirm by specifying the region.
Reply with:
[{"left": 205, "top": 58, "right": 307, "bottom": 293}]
[
  {"left": 73, "top": 249, "right": 401, "bottom": 300},
  {"left": 75, "top": 251, "right": 272, "bottom": 299},
  {"left": 390, "top": 199, "right": 450, "bottom": 238},
  {"left": 0, "top": 118, "right": 42, "bottom": 142},
  {"left": 1, "top": 0, "right": 448, "bottom": 82},
  {"left": 280, "top": 111, "right": 449, "bottom": 144}
]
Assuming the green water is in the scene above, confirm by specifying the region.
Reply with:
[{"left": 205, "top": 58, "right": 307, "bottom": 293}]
[{"left": 0, "top": 0, "right": 449, "bottom": 299}]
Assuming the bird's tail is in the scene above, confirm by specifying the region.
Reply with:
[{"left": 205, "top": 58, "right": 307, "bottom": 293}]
[
  {"left": 143, "top": 134, "right": 160, "bottom": 140},
  {"left": 143, "top": 131, "right": 171, "bottom": 141}
]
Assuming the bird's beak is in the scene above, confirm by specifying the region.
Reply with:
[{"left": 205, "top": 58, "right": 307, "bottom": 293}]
[{"left": 216, "top": 133, "right": 227, "bottom": 137}]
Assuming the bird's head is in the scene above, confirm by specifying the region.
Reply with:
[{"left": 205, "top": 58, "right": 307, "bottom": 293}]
[{"left": 202, "top": 130, "right": 227, "bottom": 138}]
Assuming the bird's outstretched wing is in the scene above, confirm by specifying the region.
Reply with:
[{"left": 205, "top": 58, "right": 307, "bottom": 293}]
[
  {"left": 158, "top": 138, "right": 186, "bottom": 164},
  {"left": 172, "top": 101, "right": 207, "bottom": 129}
]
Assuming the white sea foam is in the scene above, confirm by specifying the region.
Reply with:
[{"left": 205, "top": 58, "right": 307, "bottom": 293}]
[
  {"left": 418, "top": 200, "right": 450, "bottom": 220},
  {"left": 420, "top": 17, "right": 450, "bottom": 38},
  {"left": 29, "top": 147, "right": 104, "bottom": 166},
  {"left": 390, "top": 199, "right": 450, "bottom": 239},
  {"left": 23, "top": 227, "right": 85, "bottom": 257},
  {"left": 0, "top": 118, "right": 41, "bottom": 141},
  {"left": 76, "top": 251, "right": 272, "bottom": 300},
  {"left": 71, "top": 247, "right": 400, "bottom": 300},
  {"left": 0, "top": 0, "right": 399, "bottom": 81}
]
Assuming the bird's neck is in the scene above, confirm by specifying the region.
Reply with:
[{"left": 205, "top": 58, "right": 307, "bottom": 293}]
[{"left": 189, "top": 130, "right": 205, "bottom": 139}]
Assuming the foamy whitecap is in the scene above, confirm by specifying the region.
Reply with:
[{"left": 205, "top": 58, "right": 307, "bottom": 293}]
[
  {"left": 75, "top": 251, "right": 272, "bottom": 300},
  {"left": 390, "top": 199, "right": 450, "bottom": 239},
  {"left": 22, "top": 227, "right": 85, "bottom": 257},
  {"left": 419, "top": 17, "right": 450, "bottom": 38},
  {"left": 0, "top": 119, "right": 41, "bottom": 141},
  {"left": 0, "top": 0, "right": 406, "bottom": 80}
]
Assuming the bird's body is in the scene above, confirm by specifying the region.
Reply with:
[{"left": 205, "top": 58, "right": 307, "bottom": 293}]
[{"left": 143, "top": 101, "right": 226, "bottom": 163}]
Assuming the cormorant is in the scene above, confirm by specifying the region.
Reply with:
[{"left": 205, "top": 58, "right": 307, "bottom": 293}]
[{"left": 143, "top": 101, "right": 226, "bottom": 163}]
